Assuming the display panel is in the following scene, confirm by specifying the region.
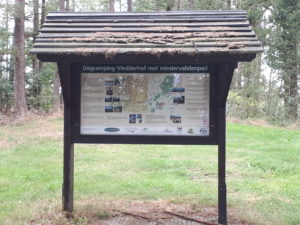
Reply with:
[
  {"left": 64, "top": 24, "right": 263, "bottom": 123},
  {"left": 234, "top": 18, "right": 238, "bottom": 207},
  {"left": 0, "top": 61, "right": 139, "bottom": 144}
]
[{"left": 80, "top": 65, "right": 210, "bottom": 136}]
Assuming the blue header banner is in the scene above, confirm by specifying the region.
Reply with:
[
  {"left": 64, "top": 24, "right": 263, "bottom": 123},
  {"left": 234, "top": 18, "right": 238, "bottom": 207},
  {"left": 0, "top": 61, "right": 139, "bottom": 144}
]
[{"left": 81, "top": 64, "right": 209, "bottom": 73}]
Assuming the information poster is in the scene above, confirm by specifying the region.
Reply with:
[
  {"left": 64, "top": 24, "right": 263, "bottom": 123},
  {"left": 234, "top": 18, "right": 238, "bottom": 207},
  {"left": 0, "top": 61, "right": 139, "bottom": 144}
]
[{"left": 80, "top": 65, "right": 210, "bottom": 136}]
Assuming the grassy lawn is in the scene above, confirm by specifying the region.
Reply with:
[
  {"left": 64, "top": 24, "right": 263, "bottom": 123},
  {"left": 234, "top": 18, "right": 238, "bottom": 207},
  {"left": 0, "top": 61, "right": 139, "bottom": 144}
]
[{"left": 0, "top": 116, "right": 299, "bottom": 225}]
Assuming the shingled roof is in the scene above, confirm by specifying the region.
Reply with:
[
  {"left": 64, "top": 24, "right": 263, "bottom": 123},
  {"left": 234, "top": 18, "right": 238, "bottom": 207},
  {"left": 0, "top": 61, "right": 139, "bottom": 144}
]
[{"left": 31, "top": 10, "right": 262, "bottom": 61}]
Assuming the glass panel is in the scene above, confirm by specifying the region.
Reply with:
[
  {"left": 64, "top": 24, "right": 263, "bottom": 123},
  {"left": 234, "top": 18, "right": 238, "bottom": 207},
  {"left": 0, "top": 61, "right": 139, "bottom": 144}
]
[{"left": 80, "top": 67, "right": 210, "bottom": 136}]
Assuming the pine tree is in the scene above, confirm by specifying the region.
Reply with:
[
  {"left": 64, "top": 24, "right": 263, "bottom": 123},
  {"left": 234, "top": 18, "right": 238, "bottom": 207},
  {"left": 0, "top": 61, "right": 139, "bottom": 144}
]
[
  {"left": 267, "top": 0, "right": 299, "bottom": 120},
  {"left": 13, "top": 0, "right": 28, "bottom": 118},
  {"left": 109, "top": 0, "right": 115, "bottom": 12},
  {"left": 127, "top": 0, "right": 132, "bottom": 12}
]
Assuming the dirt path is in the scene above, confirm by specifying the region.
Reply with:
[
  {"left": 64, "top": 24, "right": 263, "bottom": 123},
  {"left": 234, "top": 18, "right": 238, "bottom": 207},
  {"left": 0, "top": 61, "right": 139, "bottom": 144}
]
[{"left": 29, "top": 200, "right": 252, "bottom": 225}]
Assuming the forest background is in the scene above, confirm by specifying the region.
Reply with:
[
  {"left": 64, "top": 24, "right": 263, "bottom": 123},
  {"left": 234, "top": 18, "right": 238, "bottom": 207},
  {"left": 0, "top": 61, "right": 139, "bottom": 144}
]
[{"left": 0, "top": 0, "right": 299, "bottom": 124}]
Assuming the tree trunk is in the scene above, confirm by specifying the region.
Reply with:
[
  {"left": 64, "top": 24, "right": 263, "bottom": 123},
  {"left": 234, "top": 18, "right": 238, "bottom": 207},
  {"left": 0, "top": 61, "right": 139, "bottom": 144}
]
[
  {"left": 60, "top": 0, "right": 65, "bottom": 10},
  {"left": 226, "top": 0, "right": 231, "bottom": 9},
  {"left": 52, "top": 70, "right": 61, "bottom": 114},
  {"left": 109, "top": 0, "right": 115, "bottom": 12},
  {"left": 13, "top": 0, "right": 28, "bottom": 118},
  {"left": 32, "top": 0, "right": 40, "bottom": 78},
  {"left": 283, "top": 57, "right": 298, "bottom": 120},
  {"left": 33, "top": 0, "right": 39, "bottom": 39},
  {"left": 266, "top": 69, "right": 274, "bottom": 116},
  {"left": 231, "top": 67, "right": 241, "bottom": 90},
  {"left": 38, "top": 0, "right": 46, "bottom": 71},
  {"left": 289, "top": 71, "right": 298, "bottom": 120},
  {"left": 166, "top": 0, "right": 174, "bottom": 11},
  {"left": 188, "top": 0, "right": 194, "bottom": 10},
  {"left": 66, "top": 0, "right": 70, "bottom": 11},
  {"left": 72, "top": 0, "right": 75, "bottom": 11},
  {"left": 279, "top": 0, "right": 298, "bottom": 120},
  {"left": 41, "top": 0, "right": 46, "bottom": 27},
  {"left": 156, "top": 0, "right": 160, "bottom": 11},
  {"left": 177, "top": 0, "right": 181, "bottom": 10},
  {"left": 6, "top": 0, "right": 13, "bottom": 85},
  {"left": 9, "top": 33, "right": 14, "bottom": 84},
  {"left": 51, "top": 0, "right": 66, "bottom": 114},
  {"left": 127, "top": 0, "right": 132, "bottom": 12},
  {"left": 237, "top": 69, "right": 242, "bottom": 89}
]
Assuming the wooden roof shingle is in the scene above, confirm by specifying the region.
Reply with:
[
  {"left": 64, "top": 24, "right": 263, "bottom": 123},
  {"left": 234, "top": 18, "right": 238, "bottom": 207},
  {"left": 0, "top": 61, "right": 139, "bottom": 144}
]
[{"left": 31, "top": 10, "right": 262, "bottom": 62}]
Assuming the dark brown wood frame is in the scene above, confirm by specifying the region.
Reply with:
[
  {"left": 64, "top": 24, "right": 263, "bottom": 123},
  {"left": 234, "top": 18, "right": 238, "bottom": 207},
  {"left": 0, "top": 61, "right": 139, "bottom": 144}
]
[
  {"left": 71, "top": 63, "right": 218, "bottom": 145},
  {"left": 56, "top": 58, "right": 238, "bottom": 225}
]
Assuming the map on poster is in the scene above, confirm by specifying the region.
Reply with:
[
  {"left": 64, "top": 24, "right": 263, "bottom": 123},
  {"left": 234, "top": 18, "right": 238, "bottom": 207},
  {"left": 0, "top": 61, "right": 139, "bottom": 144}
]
[{"left": 80, "top": 65, "right": 210, "bottom": 136}]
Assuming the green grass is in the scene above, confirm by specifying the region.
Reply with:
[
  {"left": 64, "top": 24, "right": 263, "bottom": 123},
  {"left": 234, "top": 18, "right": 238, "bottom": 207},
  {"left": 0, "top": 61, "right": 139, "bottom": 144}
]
[{"left": 0, "top": 117, "right": 299, "bottom": 225}]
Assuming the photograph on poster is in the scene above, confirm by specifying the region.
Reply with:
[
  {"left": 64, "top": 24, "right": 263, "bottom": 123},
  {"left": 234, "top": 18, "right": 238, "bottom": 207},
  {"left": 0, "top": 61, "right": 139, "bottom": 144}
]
[
  {"left": 173, "top": 96, "right": 185, "bottom": 104},
  {"left": 170, "top": 115, "right": 182, "bottom": 123},
  {"left": 129, "top": 114, "right": 143, "bottom": 123},
  {"left": 105, "top": 96, "right": 120, "bottom": 102},
  {"left": 129, "top": 114, "right": 136, "bottom": 123},
  {"left": 113, "top": 97, "right": 120, "bottom": 102},
  {"left": 114, "top": 78, "right": 121, "bottom": 86},
  {"left": 172, "top": 87, "right": 185, "bottom": 93},
  {"left": 105, "top": 97, "right": 113, "bottom": 102},
  {"left": 105, "top": 106, "right": 113, "bottom": 112},
  {"left": 105, "top": 80, "right": 114, "bottom": 86},
  {"left": 106, "top": 87, "right": 113, "bottom": 95},
  {"left": 114, "top": 106, "right": 122, "bottom": 112},
  {"left": 137, "top": 114, "right": 142, "bottom": 123}
]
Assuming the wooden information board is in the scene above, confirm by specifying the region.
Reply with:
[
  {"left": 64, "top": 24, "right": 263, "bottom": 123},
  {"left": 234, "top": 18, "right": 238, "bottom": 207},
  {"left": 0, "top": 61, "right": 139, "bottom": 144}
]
[{"left": 31, "top": 10, "right": 262, "bottom": 225}]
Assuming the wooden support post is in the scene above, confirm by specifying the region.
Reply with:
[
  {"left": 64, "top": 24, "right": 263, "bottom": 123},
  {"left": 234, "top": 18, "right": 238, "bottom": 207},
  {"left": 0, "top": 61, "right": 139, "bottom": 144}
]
[
  {"left": 58, "top": 63, "right": 74, "bottom": 215},
  {"left": 217, "top": 62, "right": 237, "bottom": 224},
  {"left": 218, "top": 106, "right": 227, "bottom": 225},
  {"left": 62, "top": 104, "right": 74, "bottom": 214}
]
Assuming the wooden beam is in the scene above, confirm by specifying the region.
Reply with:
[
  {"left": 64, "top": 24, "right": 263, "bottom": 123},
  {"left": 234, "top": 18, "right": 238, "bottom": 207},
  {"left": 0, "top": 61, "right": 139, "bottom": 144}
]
[
  {"left": 58, "top": 62, "right": 74, "bottom": 215},
  {"left": 217, "top": 62, "right": 237, "bottom": 225},
  {"left": 42, "top": 21, "right": 250, "bottom": 28},
  {"left": 40, "top": 27, "right": 252, "bottom": 33},
  {"left": 46, "top": 10, "right": 247, "bottom": 18},
  {"left": 218, "top": 105, "right": 227, "bottom": 225},
  {"left": 36, "top": 53, "right": 257, "bottom": 63},
  {"left": 218, "top": 62, "right": 237, "bottom": 107}
]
